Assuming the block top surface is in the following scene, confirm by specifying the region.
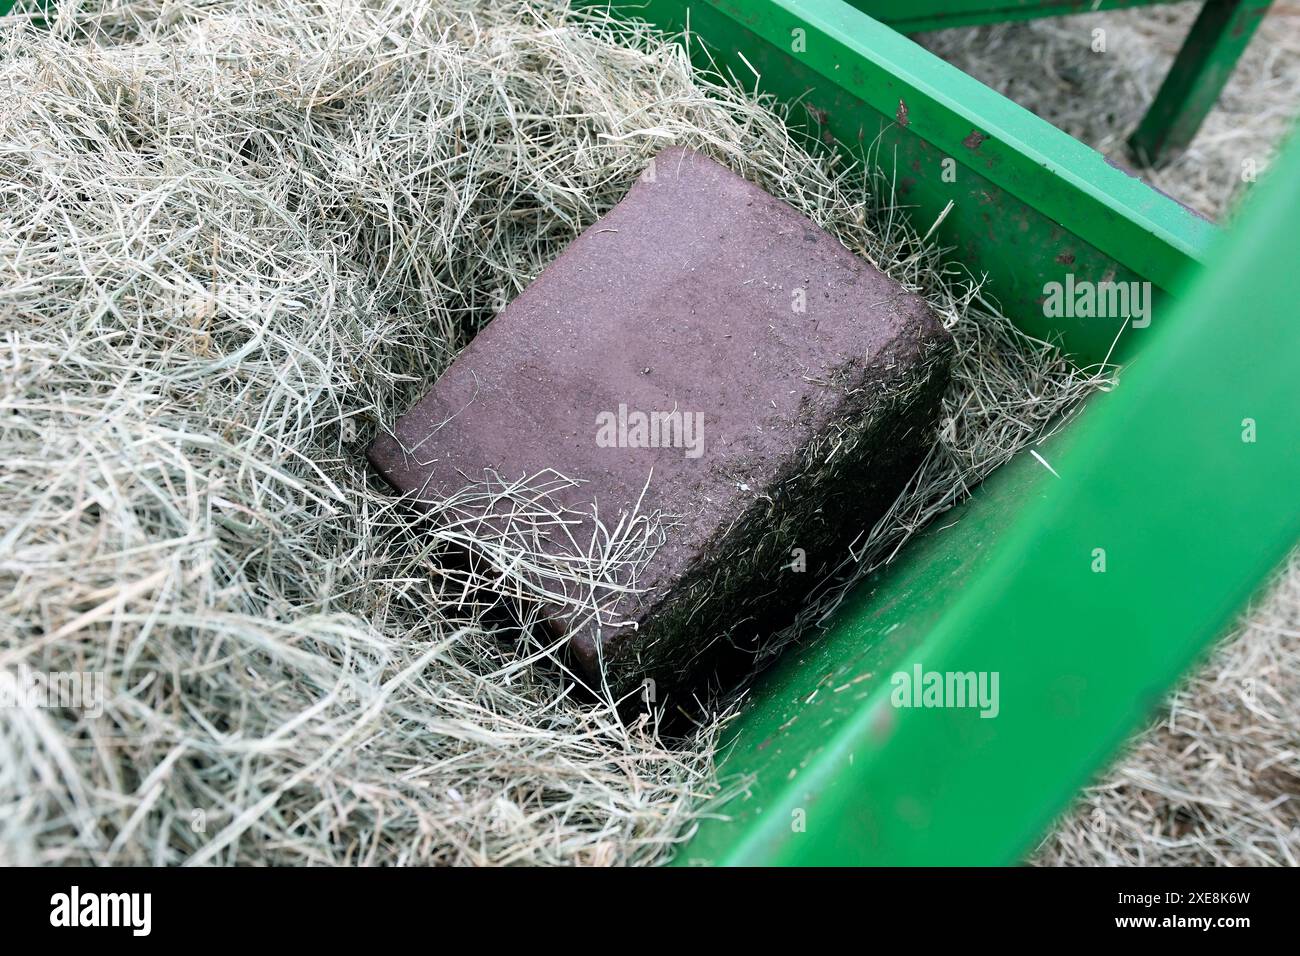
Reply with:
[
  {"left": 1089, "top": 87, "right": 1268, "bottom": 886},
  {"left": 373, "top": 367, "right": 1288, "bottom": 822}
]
[{"left": 369, "top": 146, "right": 944, "bottom": 660}]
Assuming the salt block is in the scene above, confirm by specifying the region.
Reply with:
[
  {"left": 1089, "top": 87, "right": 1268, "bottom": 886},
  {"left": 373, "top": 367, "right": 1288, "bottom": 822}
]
[{"left": 369, "top": 146, "right": 952, "bottom": 696}]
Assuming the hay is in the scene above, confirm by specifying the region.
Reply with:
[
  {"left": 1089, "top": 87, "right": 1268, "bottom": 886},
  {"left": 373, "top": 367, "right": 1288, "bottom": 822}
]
[
  {"left": 0, "top": 0, "right": 1110, "bottom": 865},
  {"left": 916, "top": 4, "right": 1300, "bottom": 866}
]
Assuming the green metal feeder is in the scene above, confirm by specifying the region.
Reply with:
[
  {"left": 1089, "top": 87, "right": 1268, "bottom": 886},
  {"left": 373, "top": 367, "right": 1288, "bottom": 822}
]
[
  {"left": 573, "top": 0, "right": 1298, "bottom": 865},
  {"left": 854, "top": 0, "right": 1273, "bottom": 167}
]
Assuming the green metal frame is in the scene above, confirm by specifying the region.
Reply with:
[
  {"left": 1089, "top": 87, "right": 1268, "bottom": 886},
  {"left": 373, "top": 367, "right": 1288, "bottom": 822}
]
[
  {"left": 676, "top": 129, "right": 1300, "bottom": 865},
  {"left": 852, "top": 0, "right": 1177, "bottom": 32},
  {"left": 852, "top": 0, "right": 1274, "bottom": 166},
  {"left": 0, "top": 0, "right": 50, "bottom": 17},
  {"left": 575, "top": 0, "right": 1298, "bottom": 865},
  {"left": 0, "top": 0, "right": 1263, "bottom": 165},
  {"left": 1128, "top": 0, "right": 1272, "bottom": 164}
]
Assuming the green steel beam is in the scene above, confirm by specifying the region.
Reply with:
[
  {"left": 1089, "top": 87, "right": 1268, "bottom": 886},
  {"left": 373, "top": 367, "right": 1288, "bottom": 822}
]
[
  {"left": 848, "top": 0, "right": 1172, "bottom": 33},
  {"left": 858, "top": 0, "right": 1272, "bottom": 169},
  {"left": 590, "top": 0, "right": 1216, "bottom": 364},
  {"left": 1129, "top": 0, "right": 1272, "bottom": 165},
  {"left": 678, "top": 125, "right": 1300, "bottom": 865}
]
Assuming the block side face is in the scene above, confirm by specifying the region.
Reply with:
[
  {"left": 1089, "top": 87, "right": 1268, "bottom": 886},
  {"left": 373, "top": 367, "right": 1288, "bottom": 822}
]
[{"left": 368, "top": 147, "right": 952, "bottom": 687}]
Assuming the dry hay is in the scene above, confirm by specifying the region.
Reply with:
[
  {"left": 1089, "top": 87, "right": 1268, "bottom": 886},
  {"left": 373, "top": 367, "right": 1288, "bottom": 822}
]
[{"left": 1, "top": 0, "right": 1118, "bottom": 865}]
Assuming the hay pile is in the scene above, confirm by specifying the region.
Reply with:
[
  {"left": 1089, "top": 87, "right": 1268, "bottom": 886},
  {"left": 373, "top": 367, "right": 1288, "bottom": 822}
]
[
  {"left": 0, "top": 0, "right": 1107, "bottom": 865},
  {"left": 919, "top": 4, "right": 1300, "bottom": 865}
]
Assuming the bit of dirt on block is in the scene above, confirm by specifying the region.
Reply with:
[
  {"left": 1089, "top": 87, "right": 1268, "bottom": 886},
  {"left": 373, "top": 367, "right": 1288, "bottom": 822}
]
[{"left": 369, "top": 147, "right": 953, "bottom": 696}]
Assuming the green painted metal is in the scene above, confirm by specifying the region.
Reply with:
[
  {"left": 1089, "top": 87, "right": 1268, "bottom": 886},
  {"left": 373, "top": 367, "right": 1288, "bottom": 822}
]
[
  {"left": 12, "top": 0, "right": 1220, "bottom": 358},
  {"left": 677, "top": 127, "right": 1300, "bottom": 865},
  {"left": 848, "top": 0, "right": 1171, "bottom": 33},
  {"left": 2, "top": 1, "right": 55, "bottom": 22},
  {"left": 0, "top": 0, "right": 51, "bottom": 18},
  {"left": 1129, "top": 0, "right": 1272, "bottom": 164},
  {"left": 592, "top": 0, "right": 1216, "bottom": 365},
  {"left": 569, "top": 0, "right": 1300, "bottom": 865},
  {"left": 858, "top": 0, "right": 1272, "bottom": 168}
]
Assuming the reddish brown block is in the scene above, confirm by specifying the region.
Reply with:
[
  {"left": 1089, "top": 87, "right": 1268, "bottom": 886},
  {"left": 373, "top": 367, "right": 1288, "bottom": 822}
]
[{"left": 369, "top": 147, "right": 952, "bottom": 695}]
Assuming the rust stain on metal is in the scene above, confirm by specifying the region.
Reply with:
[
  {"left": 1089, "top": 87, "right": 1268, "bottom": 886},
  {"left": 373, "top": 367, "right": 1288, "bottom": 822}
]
[
  {"left": 962, "top": 129, "right": 986, "bottom": 150},
  {"left": 806, "top": 103, "right": 829, "bottom": 125},
  {"left": 895, "top": 98, "right": 909, "bottom": 128}
]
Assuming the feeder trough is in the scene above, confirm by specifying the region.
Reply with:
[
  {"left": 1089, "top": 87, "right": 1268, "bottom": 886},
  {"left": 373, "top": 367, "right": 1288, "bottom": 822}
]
[{"left": 564, "top": 0, "right": 1300, "bottom": 866}]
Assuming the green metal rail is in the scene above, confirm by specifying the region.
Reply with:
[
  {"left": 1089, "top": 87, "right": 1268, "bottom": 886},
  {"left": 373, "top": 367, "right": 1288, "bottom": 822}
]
[
  {"left": 676, "top": 128, "right": 1300, "bottom": 864},
  {"left": 852, "top": 0, "right": 1251, "bottom": 33},
  {"left": 852, "top": 0, "right": 1273, "bottom": 166}
]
